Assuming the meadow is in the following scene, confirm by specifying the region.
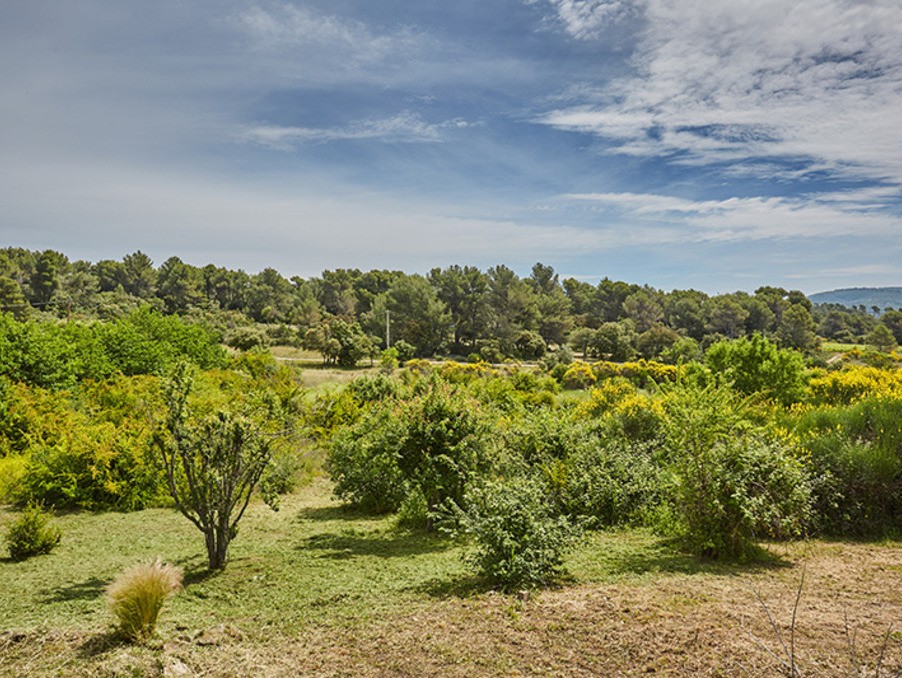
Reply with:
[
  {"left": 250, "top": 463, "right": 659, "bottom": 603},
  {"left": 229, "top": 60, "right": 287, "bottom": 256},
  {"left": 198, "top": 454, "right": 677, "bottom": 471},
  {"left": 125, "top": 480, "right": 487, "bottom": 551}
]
[{"left": 2, "top": 479, "right": 901, "bottom": 676}]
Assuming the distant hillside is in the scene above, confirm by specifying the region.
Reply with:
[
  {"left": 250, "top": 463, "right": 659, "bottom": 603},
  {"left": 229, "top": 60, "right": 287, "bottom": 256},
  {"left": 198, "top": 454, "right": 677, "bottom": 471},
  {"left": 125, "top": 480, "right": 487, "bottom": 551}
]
[{"left": 809, "top": 287, "right": 902, "bottom": 311}]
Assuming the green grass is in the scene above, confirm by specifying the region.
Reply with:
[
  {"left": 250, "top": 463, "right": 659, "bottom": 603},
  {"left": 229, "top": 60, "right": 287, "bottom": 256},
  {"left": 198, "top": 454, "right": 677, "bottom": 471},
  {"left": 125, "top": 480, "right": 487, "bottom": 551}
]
[
  {"left": 0, "top": 480, "right": 471, "bottom": 636},
  {"left": 820, "top": 341, "right": 866, "bottom": 352},
  {"left": 0, "top": 480, "right": 782, "bottom": 638},
  {"left": 2, "top": 480, "right": 901, "bottom": 676}
]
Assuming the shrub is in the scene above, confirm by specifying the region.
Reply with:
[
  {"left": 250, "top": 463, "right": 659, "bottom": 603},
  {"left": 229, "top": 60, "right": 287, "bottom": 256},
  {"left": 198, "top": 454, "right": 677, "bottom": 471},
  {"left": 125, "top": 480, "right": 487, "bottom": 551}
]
[
  {"left": 660, "top": 381, "right": 811, "bottom": 559},
  {"left": 807, "top": 366, "right": 902, "bottom": 405},
  {"left": 459, "top": 477, "right": 583, "bottom": 590},
  {"left": 106, "top": 558, "right": 183, "bottom": 643},
  {"left": 562, "top": 361, "right": 596, "bottom": 389},
  {"left": 224, "top": 325, "right": 269, "bottom": 351},
  {"left": 705, "top": 334, "right": 806, "bottom": 405},
  {"left": 560, "top": 438, "right": 664, "bottom": 528},
  {"left": 792, "top": 396, "right": 902, "bottom": 536},
  {"left": 328, "top": 405, "right": 409, "bottom": 513},
  {"left": 4, "top": 503, "right": 62, "bottom": 561}
]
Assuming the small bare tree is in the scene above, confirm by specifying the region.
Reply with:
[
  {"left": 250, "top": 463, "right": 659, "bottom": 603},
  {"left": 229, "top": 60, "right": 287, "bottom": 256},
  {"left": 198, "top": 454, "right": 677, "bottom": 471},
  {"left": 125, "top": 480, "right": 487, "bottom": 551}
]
[{"left": 154, "top": 363, "right": 272, "bottom": 570}]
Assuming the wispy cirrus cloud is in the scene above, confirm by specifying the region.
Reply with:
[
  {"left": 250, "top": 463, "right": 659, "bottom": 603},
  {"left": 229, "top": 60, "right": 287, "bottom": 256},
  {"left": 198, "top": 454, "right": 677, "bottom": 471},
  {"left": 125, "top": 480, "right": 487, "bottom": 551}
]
[
  {"left": 539, "top": 0, "right": 633, "bottom": 40},
  {"left": 564, "top": 188, "right": 902, "bottom": 242},
  {"left": 234, "top": 4, "right": 420, "bottom": 63},
  {"left": 241, "top": 112, "right": 473, "bottom": 149},
  {"left": 539, "top": 0, "right": 902, "bottom": 185}
]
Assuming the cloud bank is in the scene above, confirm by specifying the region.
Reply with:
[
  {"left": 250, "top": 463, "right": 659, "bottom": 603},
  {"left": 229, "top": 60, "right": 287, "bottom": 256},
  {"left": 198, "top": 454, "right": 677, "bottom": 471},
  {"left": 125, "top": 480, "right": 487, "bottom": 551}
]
[{"left": 540, "top": 0, "right": 902, "bottom": 185}]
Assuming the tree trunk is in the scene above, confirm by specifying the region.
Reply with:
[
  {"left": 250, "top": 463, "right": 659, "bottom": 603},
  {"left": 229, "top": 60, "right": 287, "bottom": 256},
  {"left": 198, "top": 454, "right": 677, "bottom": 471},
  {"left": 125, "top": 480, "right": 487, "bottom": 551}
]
[{"left": 205, "top": 528, "right": 230, "bottom": 570}]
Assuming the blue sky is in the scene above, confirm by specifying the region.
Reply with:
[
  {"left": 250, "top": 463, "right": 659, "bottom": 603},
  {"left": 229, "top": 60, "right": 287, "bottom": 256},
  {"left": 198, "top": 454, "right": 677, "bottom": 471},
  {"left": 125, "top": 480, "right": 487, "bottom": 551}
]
[{"left": 1, "top": 0, "right": 900, "bottom": 294}]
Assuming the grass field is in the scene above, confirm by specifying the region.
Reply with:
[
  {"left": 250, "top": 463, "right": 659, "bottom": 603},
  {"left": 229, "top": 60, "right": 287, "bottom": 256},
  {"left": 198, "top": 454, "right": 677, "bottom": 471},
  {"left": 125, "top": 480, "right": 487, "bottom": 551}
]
[{"left": 2, "top": 479, "right": 901, "bottom": 676}]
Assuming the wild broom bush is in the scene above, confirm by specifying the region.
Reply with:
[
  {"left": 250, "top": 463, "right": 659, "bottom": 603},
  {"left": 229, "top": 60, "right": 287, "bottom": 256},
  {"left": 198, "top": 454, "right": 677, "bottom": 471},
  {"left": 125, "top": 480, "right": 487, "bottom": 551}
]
[
  {"left": 4, "top": 503, "right": 62, "bottom": 561},
  {"left": 107, "top": 558, "right": 183, "bottom": 643},
  {"left": 459, "top": 477, "right": 583, "bottom": 590}
]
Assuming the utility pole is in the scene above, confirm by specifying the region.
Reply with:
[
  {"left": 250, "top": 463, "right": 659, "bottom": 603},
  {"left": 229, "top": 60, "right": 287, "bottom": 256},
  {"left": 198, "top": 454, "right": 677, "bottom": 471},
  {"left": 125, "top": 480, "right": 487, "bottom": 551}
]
[{"left": 386, "top": 310, "right": 391, "bottom": 349}]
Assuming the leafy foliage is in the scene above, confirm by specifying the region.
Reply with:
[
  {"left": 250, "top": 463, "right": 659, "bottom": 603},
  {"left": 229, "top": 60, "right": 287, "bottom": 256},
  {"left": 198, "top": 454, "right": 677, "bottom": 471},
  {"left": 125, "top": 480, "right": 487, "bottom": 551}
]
[
  {"left": 153, "top": 363, "right": 275, "bottom": 570},
  {"left": 660, "top": 382, "right": 811, "bottom": 559},
  {"left": 4, "top": 503, "right": 62, "bottom": 561},
  {"left": 458, "top": 477, "right": 582, "bottom": 590},
  {"left": 705, "top": 334, "right": 806, "bottom": 405}
]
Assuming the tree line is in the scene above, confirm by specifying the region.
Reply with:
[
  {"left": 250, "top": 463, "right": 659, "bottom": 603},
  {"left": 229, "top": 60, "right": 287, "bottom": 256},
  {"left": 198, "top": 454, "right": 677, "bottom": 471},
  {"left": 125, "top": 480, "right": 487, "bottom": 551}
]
[{"left": 2, "top": 247, "right": 900, "bottom": 361}]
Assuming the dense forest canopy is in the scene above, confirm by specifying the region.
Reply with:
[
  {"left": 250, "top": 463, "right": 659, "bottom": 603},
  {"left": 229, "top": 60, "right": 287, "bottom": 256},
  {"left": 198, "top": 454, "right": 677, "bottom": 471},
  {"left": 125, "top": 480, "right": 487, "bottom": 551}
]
[{"left": 1, "top": 247, "right": 900, "bottom": 363}]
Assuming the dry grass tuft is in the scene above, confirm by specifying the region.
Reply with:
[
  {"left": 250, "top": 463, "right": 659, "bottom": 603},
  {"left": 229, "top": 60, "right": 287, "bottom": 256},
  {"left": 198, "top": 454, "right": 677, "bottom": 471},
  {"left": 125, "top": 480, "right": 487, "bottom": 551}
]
[{"left": 106, "top": 558, "right": 183, "bottom": 643}]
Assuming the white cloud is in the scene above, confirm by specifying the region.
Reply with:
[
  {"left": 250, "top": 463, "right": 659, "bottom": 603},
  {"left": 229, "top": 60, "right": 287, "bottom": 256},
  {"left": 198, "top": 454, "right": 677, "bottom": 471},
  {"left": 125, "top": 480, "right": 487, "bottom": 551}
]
[
  {"left": 542, "top": 0, "right": 632, "bottom": 40},
  {"left": 539, "top": 0, "right": 902, "bottom": 184},
  {"left": 0, "top": 159, "right": 617, "bottom": 276},
  {"left": 240, "top": 112, "right": 472, "bottom": 149},
  {"left": 564, "top": 189, "right": 902, "bottom": 242},
  {"left": 234, "top": 4, "right": 420, "bottom": 66}
]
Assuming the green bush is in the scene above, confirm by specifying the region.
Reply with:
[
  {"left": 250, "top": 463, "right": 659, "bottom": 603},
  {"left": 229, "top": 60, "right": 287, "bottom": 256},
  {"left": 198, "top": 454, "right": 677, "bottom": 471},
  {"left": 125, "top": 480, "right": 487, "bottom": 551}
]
[
  {"left": 560, "top": 438, "right": 665, "bottom": 528},
  {"left": 660, "top": 382, "right": 812, "bottom": 559},
  {"left": 459, "top": 477, "right": 582, "bottom": 590},
  {"left": 4, "top": 504, "right": 62, "bottom": 561},
  {"left": 328, "top": 405, "right": 409, "bottom": 513},
  {"left": 792, "top": 397, "right": 902, "bottom": 536},
  {"left": 328, "top": 377, "right": 491, "bottom": 521},
  {"left": 106, "top": 558, "right": 182, "bottom": 643},
  {"left": 705, "top": 334, "right": 806, "bottom": 405}
]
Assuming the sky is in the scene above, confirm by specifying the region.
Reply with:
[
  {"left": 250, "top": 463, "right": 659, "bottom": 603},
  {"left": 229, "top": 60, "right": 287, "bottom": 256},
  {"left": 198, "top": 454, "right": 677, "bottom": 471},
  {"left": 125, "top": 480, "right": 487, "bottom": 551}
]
[{"left": 1, "top": 0, "right": 901, "bottom": 294}]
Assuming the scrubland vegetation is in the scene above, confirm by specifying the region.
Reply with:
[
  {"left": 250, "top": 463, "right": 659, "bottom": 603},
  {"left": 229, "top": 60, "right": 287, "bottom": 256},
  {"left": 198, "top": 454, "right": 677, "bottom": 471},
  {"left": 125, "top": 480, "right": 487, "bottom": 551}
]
[{"left": 1, "top": 247, "right": 902, "bottom": 674}]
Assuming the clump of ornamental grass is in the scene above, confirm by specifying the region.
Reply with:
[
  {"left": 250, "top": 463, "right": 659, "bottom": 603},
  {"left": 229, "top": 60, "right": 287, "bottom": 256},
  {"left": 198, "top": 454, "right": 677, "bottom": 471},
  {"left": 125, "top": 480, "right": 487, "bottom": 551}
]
[{"left": 106, "top": 558, "right": 183, "bottom": 643}]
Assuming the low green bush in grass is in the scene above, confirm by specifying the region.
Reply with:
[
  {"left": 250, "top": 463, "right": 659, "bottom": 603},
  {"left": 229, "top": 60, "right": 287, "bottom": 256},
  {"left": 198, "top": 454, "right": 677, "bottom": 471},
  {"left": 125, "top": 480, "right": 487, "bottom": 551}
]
[
  {"left": 4, "top": 503, "right": 62, "bottom": 561},
  {"left": 458, "top": 477, "right": 583, "bottom": 590}
]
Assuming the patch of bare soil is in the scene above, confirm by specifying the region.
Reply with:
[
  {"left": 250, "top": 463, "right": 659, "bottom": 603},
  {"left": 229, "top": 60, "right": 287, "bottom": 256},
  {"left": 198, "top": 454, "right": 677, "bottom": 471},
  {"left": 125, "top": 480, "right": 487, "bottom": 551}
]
[
  {"left": 3, "top": 541, "right": 901, "bottom": 677},
  {"left": 277, "top": 541, "right": 902, "bottom": 677}
]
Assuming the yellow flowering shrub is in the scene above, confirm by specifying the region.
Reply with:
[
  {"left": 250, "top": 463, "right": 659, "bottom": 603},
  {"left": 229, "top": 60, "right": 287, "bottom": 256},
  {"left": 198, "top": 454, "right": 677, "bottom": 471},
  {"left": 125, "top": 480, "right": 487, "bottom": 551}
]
[
  {"left": 562, "top": 361, "right": 596, "bottom": 390},
  {"left": 576, "top": 378, "right": 636, "bottom": 418},
  {"left": 808, "top": 365, "right": 902, "bottom": 405},
  {"left": 438, "top": 360, "right": 498, "bottom": 383}
]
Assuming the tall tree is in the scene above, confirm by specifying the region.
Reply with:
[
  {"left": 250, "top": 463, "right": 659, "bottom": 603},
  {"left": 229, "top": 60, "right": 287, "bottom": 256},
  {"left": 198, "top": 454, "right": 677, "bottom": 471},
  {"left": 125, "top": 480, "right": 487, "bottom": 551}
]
[
  {"left": 156, "top": 257, "right": 204, "bottom": 314},
  {"left": 486, "top": 265, "right": 539, "bottom": 352},
  {"left": 429, "top": 265, "right": 492, "bottom": 353},
  {"left": 29, "top": 250, "right": 68, "bottom": 306},
  {"left": 121, "top": 251, "right": 157, "bottom": 298},
  {"left": 370, "top": 275, "right": 450, "bottom": 356}
]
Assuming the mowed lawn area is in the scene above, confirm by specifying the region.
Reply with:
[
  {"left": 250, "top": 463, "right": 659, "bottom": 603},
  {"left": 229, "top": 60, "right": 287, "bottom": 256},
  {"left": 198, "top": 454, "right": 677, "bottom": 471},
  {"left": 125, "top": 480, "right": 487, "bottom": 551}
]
[{"left": 2, "top": 478, "right": 901, "bottom": 677}]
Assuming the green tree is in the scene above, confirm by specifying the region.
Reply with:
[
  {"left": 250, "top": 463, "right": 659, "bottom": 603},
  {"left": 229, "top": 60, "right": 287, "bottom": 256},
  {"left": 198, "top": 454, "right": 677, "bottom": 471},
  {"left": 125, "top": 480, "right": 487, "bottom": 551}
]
[
  {"left": 429, "top": 265, "right": 492, "bottom": 353},
  {"left": 664, "top": 290, "right": 708, "bottom": 340},
  {"left": 486, "top": 265, "right": 539, "bottom": 353},
  {"left": 636, "top": 324, "right": 681, "bottom": 360},
  {"left": 705, "top": 295, "right": 749, "bottom": 338},
  {"left": 93, "top": 259, "right": 126, "bottom": 293},
  {"left": 153, "top": 365, "right": 273, "bottom": 570},
  {"left": 866, "top": 323, "right": 898, "bottom": 353},
  {"left": 245, "top": 267, "right": 293, "bottom": 322},
  {"left": 0, "top": 277, "right": 29, "bottom": 320},
  {"left": 589, "top": 322, "right": 635, "bottom": 361},
  {"left": 622, "top": 288, "right": 663, "bottom": 333},
  {"left": 121, "top": 251, "right": 157, "bottom": 298},
  {"left": 370, "top": 275, "right": 450, "bottom": 356},
  {"left": 879, "top": 310, "right": 902, "bottom": 345},
  {"left": 156, "top": 257, "right": 204, "bottom": 314},
  {"left": 529, "top": 263, "right": 573, "bottom": 346},
  {"left": 304, "top": 319, "right": 374, "bottom": 367},
  {"left": 776, "top": 303, "right": 817, "bottom": 350},
  {"left": 29, "top": 250, "right": 67, "bottom": 306}
]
